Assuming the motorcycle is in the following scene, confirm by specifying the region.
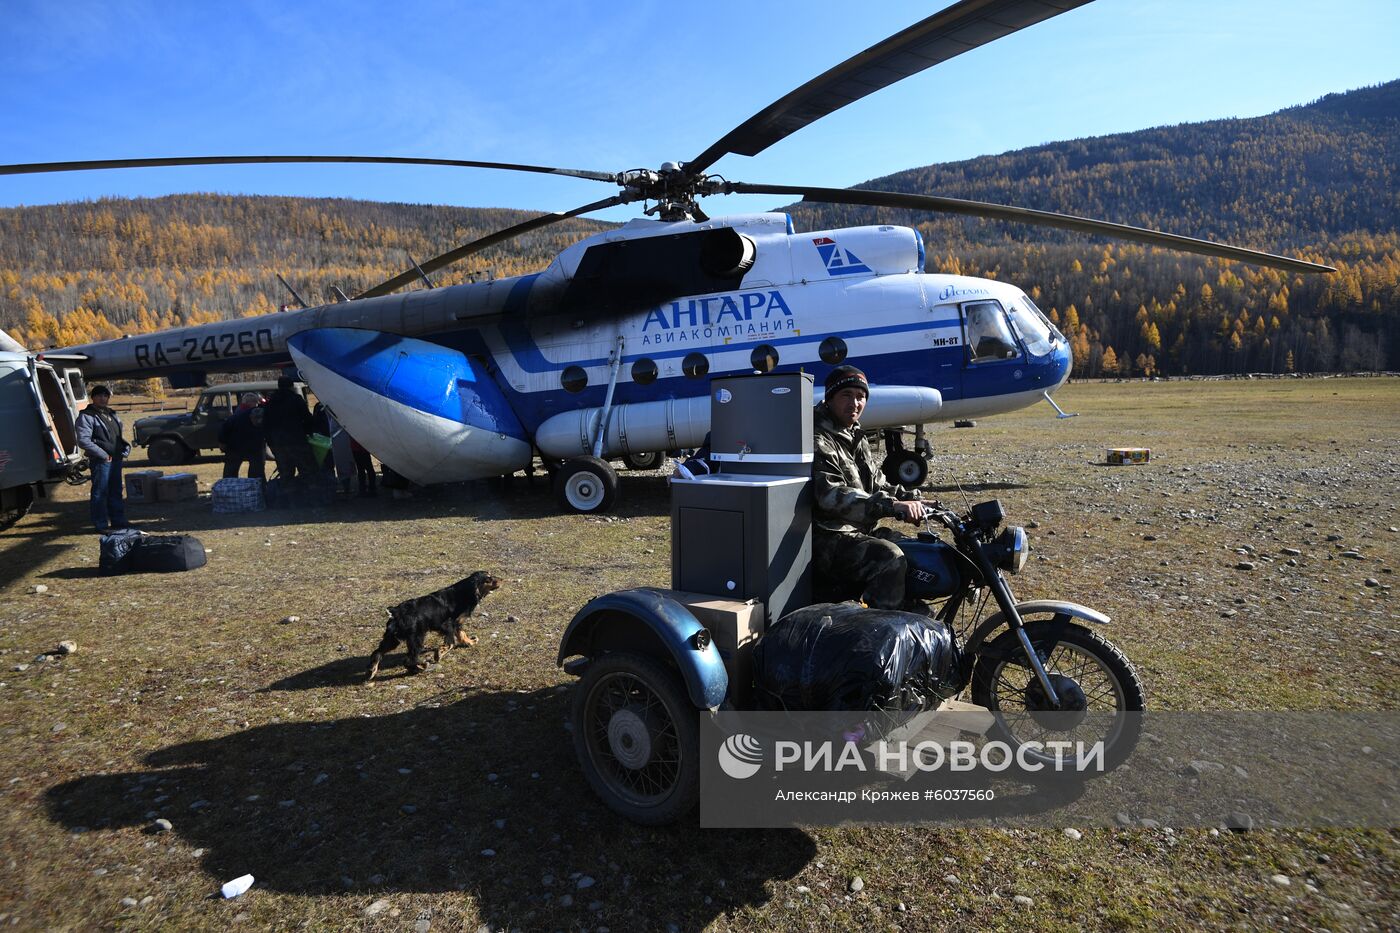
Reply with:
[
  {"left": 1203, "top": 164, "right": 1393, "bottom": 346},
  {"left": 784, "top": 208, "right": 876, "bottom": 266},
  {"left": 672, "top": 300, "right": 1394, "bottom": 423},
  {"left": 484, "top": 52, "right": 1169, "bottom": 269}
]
[
  {"left": 558, "top": 497, "right": 1145, "bottom": 825},
  {"left": 890, "top": 498, "right": 1144, "bottom": 767}
]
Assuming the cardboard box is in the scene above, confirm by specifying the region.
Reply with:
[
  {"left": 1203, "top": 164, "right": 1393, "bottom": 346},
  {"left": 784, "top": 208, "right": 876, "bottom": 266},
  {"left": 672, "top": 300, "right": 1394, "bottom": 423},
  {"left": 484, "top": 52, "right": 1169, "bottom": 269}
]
[
  {"left": 156, "top": 472, "right": 199, "bottom": 502},
  {"left": 873, "top": 699, "right": 998, "bottom": 780},
  {"left": 669, "top": 590, "right": 764, "bottom": 708},
  {"left": 1106, "top": 447, "right": 1150, "bottom": 465},
  {"left": 124, "top": 470, "right": 164, "bottom": 503}
]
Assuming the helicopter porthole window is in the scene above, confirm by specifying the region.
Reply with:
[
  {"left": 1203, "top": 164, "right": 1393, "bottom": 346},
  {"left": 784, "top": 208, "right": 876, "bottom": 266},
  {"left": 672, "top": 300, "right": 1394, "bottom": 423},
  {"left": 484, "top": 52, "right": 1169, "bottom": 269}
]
[
  {"left": 750, "top": 344, "right": 779, "bottom": 373},
  {"left": 632, "top": 358, "right": 658, "bottom": 385},
  {"left": 682, "top": 353, "right": 710, "bottom": 379},
  {"left": 819, "top": 336, "right": 848, "bottom": 365},
  {"left": 560, "top": 365, "right": 588, "bottom": 393}
]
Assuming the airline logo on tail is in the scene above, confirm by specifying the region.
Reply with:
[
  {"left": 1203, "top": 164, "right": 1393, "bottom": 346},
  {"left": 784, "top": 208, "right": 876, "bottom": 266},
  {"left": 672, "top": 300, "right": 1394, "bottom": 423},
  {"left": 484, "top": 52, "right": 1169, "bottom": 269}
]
[{"left": 812, "top": 236, "right": 872, "bottom": 276}]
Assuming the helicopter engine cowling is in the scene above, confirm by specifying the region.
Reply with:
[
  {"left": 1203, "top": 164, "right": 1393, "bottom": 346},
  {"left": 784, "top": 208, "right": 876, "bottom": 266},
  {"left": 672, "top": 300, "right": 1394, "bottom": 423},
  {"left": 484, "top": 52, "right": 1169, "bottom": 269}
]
[
  {"left": 534, "top": 385, "right": 940, "bottom": 461},
  {"left": 287, "top": 328, "right": 532, "bottom": 484},
  {"left": 535, "top": 396, "right": 712, "bottom": 461}
]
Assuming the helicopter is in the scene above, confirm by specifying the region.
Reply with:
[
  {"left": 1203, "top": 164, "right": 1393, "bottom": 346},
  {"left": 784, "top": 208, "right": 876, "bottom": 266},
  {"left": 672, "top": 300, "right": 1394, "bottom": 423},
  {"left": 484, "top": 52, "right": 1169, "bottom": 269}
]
[{"left": 0, "top": 0, "right": 1333, "bottom": 514}]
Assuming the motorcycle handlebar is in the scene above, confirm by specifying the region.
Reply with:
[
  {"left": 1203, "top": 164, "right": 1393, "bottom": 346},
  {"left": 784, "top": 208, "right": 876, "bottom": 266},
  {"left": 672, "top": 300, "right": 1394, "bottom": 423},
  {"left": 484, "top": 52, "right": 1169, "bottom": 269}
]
[{"left": 922, "top": 501, "right": 963, "bottom": 532}]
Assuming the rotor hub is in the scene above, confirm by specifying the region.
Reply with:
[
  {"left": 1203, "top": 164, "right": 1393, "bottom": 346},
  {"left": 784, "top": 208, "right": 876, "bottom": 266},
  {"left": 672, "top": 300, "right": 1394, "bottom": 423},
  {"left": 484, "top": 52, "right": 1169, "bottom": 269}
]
[{"left": 618, "top": 164, "right": 724, "bottom": 222}]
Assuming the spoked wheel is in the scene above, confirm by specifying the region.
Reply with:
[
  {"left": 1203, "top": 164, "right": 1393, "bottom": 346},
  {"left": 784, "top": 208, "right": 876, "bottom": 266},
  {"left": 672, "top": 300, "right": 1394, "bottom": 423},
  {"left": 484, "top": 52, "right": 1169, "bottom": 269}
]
[
  {"left": 971, "top": 619, "right": 1144, "bottom": 772},
  {"left": 620, "top": 450, "right": 662, "bottom": 471},
  {"left": 571, "top": 652, "right": 699, "bottom": 825},
  {"left": 554, "top": 455, "right": 619, "bottom": 514}
]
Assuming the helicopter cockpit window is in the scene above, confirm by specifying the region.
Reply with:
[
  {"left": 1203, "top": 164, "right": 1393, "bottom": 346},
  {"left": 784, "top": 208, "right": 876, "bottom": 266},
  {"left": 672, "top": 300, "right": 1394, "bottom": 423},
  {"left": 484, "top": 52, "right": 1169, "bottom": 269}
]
[
  {"left": 963, "top": 301, "right": 1021, "bottom": 362},
  {"left": 1007, "top": 296, "right": 1055, "bottom": 357}
]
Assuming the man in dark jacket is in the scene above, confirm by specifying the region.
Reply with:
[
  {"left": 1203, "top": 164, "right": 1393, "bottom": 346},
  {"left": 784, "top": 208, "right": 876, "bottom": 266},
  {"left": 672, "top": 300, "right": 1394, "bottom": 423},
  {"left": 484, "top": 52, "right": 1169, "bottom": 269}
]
[
  {"left": 261, "top": 377, "right": 316, "bottom": 486},
  {"left": 75, "top": 384, "right": 130, "bottom": 533},
  {"left": 812, "top": 365, "right": 926, "bottom": 609},
  {"left": 218, "top": 394, "right": 267, "bottom": 480}
]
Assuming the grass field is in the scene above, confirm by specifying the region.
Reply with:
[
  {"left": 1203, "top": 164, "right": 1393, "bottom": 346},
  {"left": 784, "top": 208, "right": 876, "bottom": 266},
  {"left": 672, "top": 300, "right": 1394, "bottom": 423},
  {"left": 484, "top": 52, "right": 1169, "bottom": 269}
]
[{"left": 1, "top": 377, "right": 1396, "bottom": 931}]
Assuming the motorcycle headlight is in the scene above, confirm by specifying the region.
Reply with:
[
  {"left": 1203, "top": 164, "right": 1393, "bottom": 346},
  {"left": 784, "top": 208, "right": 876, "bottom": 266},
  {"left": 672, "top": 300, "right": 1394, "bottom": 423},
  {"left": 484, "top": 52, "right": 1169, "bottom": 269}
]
[{"left": 994, "top": 525, "right": 1029, "bottom": 574}]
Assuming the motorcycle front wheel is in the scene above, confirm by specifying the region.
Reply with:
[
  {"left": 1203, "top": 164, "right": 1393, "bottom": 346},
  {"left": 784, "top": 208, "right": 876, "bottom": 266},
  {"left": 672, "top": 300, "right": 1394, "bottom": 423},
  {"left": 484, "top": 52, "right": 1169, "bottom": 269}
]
[{"left": 970, "top": 619, "right": 1144, "bottom": 773}]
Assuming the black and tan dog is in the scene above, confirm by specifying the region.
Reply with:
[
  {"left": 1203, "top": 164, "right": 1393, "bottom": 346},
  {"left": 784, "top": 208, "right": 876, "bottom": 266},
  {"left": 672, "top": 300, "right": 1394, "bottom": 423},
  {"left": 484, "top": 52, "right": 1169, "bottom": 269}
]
[{"left": 366, "top": 571, "right": 500, "bottom": 680}]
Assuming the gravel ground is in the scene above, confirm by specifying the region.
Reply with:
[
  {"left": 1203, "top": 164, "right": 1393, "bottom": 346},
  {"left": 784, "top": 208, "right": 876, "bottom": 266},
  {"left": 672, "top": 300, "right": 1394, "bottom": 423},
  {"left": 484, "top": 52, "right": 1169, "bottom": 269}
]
[{"left": 0, "top": 377, "right": 1395, "bottom": 931}]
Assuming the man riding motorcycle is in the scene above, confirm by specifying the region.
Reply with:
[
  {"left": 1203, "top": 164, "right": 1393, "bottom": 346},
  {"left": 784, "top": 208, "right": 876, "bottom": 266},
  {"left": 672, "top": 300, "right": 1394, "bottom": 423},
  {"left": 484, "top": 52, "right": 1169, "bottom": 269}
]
[{"left": 812, "top": 365, "right": 927, "bottom": 609}]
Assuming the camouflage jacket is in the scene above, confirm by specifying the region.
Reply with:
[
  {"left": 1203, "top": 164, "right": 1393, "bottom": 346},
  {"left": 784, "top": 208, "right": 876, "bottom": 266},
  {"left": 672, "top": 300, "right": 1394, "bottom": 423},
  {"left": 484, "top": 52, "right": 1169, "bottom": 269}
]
[{"left": 812, "top": 401, "right": 899, "bottom": 535}]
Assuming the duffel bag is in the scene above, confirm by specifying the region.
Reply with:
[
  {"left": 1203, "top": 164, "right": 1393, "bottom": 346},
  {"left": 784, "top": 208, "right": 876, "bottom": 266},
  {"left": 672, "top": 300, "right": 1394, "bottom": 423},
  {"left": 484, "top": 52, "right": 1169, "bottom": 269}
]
[
  {"left": 99, "top": 528, "right": 146, "bottom": 575},
  {"left": 212, "top": 477, "right": 265, "bottom": 513},
  {"left": 128, "top": 534, "right": 208, "bottom": 573}
]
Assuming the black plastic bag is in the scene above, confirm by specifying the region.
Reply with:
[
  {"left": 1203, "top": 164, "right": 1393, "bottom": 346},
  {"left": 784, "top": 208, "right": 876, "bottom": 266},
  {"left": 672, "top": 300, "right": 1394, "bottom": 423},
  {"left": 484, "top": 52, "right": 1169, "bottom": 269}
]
[
  {"left": 752, "top": 602, "right": 956, "bottom": 712},
  {"left": 99, "top": 528, "right": 146, "bottom": 575}
]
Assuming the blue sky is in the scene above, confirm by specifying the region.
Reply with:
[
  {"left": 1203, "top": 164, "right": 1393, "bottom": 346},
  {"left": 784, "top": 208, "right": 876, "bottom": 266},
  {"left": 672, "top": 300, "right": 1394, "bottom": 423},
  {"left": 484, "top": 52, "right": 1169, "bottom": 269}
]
[{"left": 2, "top": 0, "right": 1397, "bottom": 223}]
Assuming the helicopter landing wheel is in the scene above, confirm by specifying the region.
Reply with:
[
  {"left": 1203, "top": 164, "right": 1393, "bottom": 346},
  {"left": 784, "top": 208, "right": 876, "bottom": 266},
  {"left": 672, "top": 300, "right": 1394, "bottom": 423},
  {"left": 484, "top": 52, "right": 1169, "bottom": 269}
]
[
  {"left": 555, "top": 455, "right": 620, "bottom": 514},
  {"left": 620, "top": 450, "right": 662, "bottom": 471},
  {"left": 882, "top": 450, "right": 927, "bottom": 488}
]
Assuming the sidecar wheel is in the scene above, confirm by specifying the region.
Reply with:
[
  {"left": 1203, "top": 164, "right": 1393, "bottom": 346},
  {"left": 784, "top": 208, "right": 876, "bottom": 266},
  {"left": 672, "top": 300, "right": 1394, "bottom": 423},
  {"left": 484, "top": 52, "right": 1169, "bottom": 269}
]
[
  {"left": 571, "top": 652, "right": 700, "bottom": 825},
  {"left": 971, "top": 620, "right": 1144, "bottom": 773}
]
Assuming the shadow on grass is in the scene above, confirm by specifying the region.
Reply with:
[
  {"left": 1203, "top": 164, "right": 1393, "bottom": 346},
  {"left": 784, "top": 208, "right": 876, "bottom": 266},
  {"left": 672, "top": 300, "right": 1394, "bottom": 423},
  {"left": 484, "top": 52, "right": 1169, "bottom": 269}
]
[
  {"left": 261, "top": 656, "right": 375, "bottom": 691},
  {"left": 44, "top": 686, "right": 816, "bottom": 930},
  {"left": 2, "top": 498, "right": 92, "bottom": 581},
  {"left": 103, "top": 470, "right": 673, "bottom": 535},
  {"left": 39, "top": 565, "right": 107, "bottom": 580},
  {"left": 925, "top": 481, "right": 1030, "bottom": 493},
  {"left": 466, "top": 472, "right": 674, "bottom": 523}
]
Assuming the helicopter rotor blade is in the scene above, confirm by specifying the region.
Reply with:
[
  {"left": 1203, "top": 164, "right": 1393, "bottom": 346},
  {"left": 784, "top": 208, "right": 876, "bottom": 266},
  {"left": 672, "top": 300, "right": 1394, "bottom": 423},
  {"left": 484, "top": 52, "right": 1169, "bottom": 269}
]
[
  {"left": 355, "top": 193, "right": 633, "bottom": 299},
  {"left": 0, "top": 155, "right": 618, "bottom": 184},
  {"left": 686, "top": 0, "right": 1093, "bottom": 175},
  {"left": 725, "top": 182, "right": 1336, "bottom": 274}
]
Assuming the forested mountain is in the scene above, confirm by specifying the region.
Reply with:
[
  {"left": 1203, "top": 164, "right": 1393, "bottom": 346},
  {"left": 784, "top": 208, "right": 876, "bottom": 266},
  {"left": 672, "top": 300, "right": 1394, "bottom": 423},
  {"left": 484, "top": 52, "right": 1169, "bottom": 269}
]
[
  {"left": 1, "top": 81, "right": 1397, "bottom": 375},
  {"left": 0, "top": 197, "right": 608, "bottom": 348},
  {"left": 788, "top": 80, "right": 1400, "bottom": 375}
]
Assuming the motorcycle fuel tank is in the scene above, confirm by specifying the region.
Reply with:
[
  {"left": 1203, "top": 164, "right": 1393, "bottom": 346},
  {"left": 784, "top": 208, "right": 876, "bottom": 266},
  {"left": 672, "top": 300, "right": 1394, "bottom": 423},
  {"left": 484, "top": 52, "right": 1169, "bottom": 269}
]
[
  {"left": 287, "top": 328, "right": 532, "bottom": 484},
  {"left": 897, "top": 535, "right": 965, "bottom": 600}
]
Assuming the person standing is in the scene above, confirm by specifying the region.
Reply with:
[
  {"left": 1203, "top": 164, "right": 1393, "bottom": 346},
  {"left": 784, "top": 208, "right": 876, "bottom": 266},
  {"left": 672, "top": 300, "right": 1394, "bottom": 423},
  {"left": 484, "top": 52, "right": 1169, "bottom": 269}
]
[
  {"left": 75, "top": 384, "right": 131, "bottom": 533},
  {"left": 218, "top": 395, "right": 267, "bottom": 480},
  {"left": 349, "top": 435, "right": 377, "bottom": 497},
  {"left": 327, "top": 410, "right": 356, "bottom": 495},
  {"left": 262, "top": 376, "right": 317, "bottom": 486}
]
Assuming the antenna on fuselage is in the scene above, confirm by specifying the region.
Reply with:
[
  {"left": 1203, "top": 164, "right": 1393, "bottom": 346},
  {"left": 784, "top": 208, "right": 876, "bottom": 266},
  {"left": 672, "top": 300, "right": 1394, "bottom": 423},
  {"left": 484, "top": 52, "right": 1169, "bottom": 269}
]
[
  {"left": 405, "top": 252, "right": 436, "bottom": 289},
  {"left": 276, "top": 274, "right": 309, "bottom": 309},
  {"left": 329, "top": 286, "right": 351, "bottom": 303}
]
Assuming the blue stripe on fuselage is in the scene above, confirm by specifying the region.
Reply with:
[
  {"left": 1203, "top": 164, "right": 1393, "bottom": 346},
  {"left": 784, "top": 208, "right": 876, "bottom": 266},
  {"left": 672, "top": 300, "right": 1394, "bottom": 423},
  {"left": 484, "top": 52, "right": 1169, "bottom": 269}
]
[{"left": 498, "top": 312, "right": 963, "bottom": 372}]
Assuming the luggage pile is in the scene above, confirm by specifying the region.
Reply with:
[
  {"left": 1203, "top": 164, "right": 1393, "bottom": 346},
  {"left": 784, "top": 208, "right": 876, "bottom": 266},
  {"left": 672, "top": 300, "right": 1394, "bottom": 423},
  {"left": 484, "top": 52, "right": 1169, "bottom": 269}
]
[{"left": 751, "top": 602, "right": 958, "bottom": 713}]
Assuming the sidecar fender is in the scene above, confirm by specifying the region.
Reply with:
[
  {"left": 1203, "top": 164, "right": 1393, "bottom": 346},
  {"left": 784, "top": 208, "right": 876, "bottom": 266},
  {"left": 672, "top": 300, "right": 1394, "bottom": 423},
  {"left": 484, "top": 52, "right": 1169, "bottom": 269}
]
[
  {"left": 557, "top": 587, "right": 728, "bottom": 709},
  {"left": 963, "top": 599, "right": 1110, "bottom": 658}
]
